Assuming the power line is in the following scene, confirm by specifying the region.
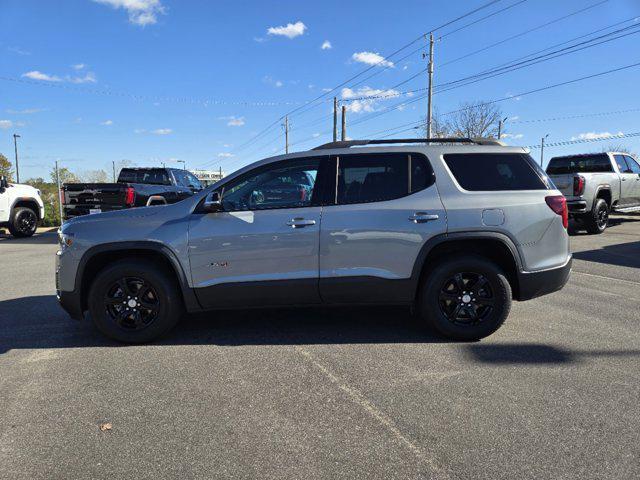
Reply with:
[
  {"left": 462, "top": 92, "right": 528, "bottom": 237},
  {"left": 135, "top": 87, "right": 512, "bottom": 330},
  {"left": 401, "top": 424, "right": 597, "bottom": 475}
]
[
  {"left": 527, "top": 131, "right": 640, "bottom": 149},
  {"left": 0, "top": 75, "right": 305, "bottom": 107},
  {"left": 437, "top": 0, "right": 528, "bottom": 40},
  {"left": 511, "top": 107, "right": 640, "bottom": 124},
  {"left": 440, "top": 0, "right": 610, "bottom": 67}
]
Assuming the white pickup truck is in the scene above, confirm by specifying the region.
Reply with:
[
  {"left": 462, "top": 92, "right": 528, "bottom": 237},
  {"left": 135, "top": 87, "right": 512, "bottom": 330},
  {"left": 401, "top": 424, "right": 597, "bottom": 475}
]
[
  {"left": 546, "top": 152, "right": 640, "bottom": 233},
  {"left": 0, "top": 176, "right": 45, "bottom": 237}
]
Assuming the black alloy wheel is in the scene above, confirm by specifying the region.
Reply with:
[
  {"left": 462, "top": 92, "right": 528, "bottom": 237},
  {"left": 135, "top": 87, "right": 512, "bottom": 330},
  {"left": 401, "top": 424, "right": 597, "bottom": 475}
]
[
  {"left": 419, "top": 255, "right": 512, "bottom": 341},
  {"left": 88, "top": 259, "right": 183, "bottom": 343},
  {"left": 438, "top": 272, "right": 495, "bottom": 326},
  {"left": 104, "top": 277, "right": 160, "bottom": 331}
]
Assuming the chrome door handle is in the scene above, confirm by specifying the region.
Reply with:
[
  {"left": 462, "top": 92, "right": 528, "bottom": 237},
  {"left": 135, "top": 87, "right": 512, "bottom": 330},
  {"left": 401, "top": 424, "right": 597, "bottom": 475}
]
[
  {"left": 286, "top": 218, "right": 316, "bottom": 228},
  {"left": 409, "top": 212, "right": 439, "bottom": 223}
]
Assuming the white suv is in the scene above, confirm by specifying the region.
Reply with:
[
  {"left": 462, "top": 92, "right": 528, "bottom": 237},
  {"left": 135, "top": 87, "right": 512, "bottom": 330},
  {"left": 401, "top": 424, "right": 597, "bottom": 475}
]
[
  {"left": 0, "top": 176, "right": 45, "bottom": 237},
  {"left": 56, "top": 138, "right": 571, "bottom": 343}
]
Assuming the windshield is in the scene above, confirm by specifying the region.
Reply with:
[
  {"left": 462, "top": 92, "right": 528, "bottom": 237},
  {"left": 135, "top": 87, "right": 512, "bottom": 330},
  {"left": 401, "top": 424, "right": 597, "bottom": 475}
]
[{"left": 546, "top": 154, "right": 613, "bottom": 174}]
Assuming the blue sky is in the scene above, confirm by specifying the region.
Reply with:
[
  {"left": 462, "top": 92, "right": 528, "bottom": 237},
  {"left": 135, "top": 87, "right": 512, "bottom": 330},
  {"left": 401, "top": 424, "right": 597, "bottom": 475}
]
[{"left": 1, "top": 0, "right": 639, "bottom": 181}]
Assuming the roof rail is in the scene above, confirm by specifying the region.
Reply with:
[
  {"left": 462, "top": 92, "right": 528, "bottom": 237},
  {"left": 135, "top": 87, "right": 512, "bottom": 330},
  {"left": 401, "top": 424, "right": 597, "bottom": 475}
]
[{"left": 312, "top": 137, "right": 504, "bottom": 150}]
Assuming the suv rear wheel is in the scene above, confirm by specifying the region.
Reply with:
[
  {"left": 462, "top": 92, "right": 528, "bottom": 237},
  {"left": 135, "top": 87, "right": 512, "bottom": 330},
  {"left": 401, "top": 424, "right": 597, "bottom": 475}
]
[
  {"left": 8, "top": 207, "right": 38, "bottom": 238},
  {"left": 418, "top": 255, "right": 512, "bottom": 341},
  {"left": 88, "top": 259, "right": 183, "bottom": 343}
]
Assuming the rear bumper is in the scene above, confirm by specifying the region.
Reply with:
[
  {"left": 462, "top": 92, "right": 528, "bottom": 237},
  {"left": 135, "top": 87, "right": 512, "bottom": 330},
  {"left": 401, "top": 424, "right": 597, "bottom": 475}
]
[
  {"left": 567, "top": 200, "right": 588, "bottom": 214},
  {"left": 516, "top": 255, "right": 572, "bottom": 301}
]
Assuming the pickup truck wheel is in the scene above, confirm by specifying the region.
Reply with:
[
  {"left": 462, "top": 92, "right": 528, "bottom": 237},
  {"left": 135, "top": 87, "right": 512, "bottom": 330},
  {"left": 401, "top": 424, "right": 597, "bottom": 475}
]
[
  {"left": 88, "top": 259, "right": 183, "bottom": 343},
  {"left": 8, "top": 207, "right": 38, "bottom": 238},
  {"left": 584, "top": 199, "right": 609, "bottom": 234},
  {"left": 418, "top": 255, "right": 511, "bottom": 341}
]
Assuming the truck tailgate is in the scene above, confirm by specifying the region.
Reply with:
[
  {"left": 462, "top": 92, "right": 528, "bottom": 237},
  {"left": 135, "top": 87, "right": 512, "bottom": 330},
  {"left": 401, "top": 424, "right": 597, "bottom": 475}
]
[
  {"left": 548, "top": 174, "right": 574, "bottom": 197},
  {"left": 62, "top": 183, "right": 128, "bottom": 217}
]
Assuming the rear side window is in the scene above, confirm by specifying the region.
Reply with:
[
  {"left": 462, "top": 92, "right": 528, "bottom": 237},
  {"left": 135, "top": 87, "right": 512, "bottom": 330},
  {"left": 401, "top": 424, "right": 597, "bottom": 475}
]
[
  {"left": 443, "top": 153, "right": 548, "bottom": 191},
  {"left": 335, "top": 153, "right": 433, "bottom": 205},
  {"left": 625, "top": 156, "right": 640, "bottom": 174},
  {"left": 118, "top": 169, "right": 170, "bottom": 185},
  {"left": 546, "top": 154, "right": 613, "bottom": 174},
  {"left": 615, "top": 155, "right": 631, "bottom": 173}
]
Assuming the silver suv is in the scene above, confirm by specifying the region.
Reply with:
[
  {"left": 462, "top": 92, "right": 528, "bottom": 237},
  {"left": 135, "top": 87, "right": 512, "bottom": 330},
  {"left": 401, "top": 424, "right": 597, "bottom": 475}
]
[{"left": 56, "top": 138, "right": 572, "bottom": 343}]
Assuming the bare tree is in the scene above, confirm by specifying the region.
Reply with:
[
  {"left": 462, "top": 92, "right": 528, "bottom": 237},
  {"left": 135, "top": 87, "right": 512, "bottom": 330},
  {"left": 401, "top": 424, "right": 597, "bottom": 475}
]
[
  {"left": 422, "top": 101, "right": 504, "bottom": 139},
  {"left": 602, "top": 144, "right": 636, "bottom": 156},
  {"left": 82, "top": 169, "right": 109, "bottom": 183}
]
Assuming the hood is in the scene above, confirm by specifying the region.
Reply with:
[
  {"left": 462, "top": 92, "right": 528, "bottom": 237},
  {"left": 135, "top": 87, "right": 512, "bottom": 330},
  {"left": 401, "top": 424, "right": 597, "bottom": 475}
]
[{"left": 9, "top": 183, "right": 41, "bottom": 198}]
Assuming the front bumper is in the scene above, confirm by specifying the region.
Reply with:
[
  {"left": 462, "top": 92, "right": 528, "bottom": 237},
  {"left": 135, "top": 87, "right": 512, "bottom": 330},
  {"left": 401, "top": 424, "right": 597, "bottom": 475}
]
[
  {"left": 57, "top": 289, "right": 84, "bottom": 320},
  {"left": 516, "top": 255, "right": 572, "bottom": 301},
  {"left": 56, "top": 250, "right": 84, "bottom": 320}
]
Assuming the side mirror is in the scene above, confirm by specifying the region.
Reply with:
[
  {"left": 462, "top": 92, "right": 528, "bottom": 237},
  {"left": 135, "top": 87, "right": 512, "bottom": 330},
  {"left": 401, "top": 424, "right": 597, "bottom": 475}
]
[
  {"left": 0, "top": 176, "right": 7, "bottom": 192},
  {"left": 203, "top": 191, "right": 223, "bottom": 213}
]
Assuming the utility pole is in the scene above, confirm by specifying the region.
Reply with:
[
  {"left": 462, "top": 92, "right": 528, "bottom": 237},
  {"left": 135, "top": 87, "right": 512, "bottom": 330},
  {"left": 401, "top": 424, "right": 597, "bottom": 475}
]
[
  {"left": 341, "top": 105, "right": 346, "bottom": 141},
  {"left": 540, "top": 134, "right": 549, "bottom": 167},
  {"left": 333, "top": 97, "right": 338, "bottom": 142},
  {"left": 55, "top": 161, "right": 63, "bottom": 225},
  {"left": 13, "top": 134, "right": 21, "bottom": 183},
  {"left": 112, "top": 161, "right": 116, "bottom": 182},
  {"left": 498, "top": 117, "right": 508, "bottom": 139},
  {"left": 426, "top": 33, "right": 435, "bottom": 139},
  {"left": 284, "top": 115, "right": 289, "bottom": 153}
]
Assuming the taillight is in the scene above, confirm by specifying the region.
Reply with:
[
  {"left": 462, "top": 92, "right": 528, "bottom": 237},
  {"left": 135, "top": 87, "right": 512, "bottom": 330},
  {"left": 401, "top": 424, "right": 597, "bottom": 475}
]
[
  {"left": 125, "top": 186, "right": 135, "bottom": 207},
  {"left": 573, "top": 175, "right": 585, "bottom": 196},
  {"left": 59, "top": 188, "right": 65, "bottom": 205},
  {"left": 545, "top": 195, "right": 568, "bottom": 229}
]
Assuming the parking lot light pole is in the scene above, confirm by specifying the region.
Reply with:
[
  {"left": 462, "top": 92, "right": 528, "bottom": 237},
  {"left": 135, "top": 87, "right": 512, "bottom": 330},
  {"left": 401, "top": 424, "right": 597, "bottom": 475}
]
[
  {"left": 540, "top": 134, "right": 549, "bottom": 167},
  {"left": 177, "top": 160, "right": 186, "bottom": 170},
  {"left": 13, "top": 134, "right": 21, "bottom": 183}
]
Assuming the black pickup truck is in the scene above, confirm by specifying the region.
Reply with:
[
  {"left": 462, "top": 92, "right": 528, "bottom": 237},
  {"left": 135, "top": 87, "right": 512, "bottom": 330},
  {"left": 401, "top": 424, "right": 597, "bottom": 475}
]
[{"left": 62, "top": 167, "right": 203, "bottom": 220}]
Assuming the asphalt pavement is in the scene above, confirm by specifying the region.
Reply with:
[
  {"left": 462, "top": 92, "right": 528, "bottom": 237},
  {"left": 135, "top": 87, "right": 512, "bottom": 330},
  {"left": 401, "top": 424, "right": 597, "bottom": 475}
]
[{"left": 1, "top": 217, "right": 639, "bottom": 479}]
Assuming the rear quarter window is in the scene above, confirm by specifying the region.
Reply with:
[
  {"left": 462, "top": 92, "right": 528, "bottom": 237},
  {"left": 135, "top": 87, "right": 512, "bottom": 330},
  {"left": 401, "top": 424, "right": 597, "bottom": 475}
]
[{"left": 443, "top": 153, "right": 549, "bottom": 191}]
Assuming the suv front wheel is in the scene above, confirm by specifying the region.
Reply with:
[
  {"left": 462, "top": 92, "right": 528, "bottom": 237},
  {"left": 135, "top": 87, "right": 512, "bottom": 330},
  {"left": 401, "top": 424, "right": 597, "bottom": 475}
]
[
  {"left": 419, "top": 255, "right": 512, "bottom": 341},
  {"left": 88, "top": 259, "right": 183, "bottom": 343}
]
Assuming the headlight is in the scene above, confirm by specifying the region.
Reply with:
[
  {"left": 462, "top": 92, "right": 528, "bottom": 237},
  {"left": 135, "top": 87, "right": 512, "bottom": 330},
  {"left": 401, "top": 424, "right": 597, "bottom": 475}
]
[{"left": 58, "top": 229, "right": 74, "bottom": 250}]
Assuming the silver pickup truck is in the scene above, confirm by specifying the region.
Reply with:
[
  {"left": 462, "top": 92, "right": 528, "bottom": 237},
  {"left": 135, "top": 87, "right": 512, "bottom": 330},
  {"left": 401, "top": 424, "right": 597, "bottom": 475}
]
[{"left": 546, "top": 152, "right": 640, "bottom": 233}]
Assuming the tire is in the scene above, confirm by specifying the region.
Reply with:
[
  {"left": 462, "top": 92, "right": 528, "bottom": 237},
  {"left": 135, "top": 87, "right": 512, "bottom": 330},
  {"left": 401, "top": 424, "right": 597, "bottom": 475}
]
[
  {"left": 584, "top": 198, "right": 609, "bottom": 234},
  {"left": 8, "top": 207, "right": 38, "bottom": 238},
  {"left": 418, "top": 255, "right": 512, "bottom": 341},
  {"left": 88, "top": 259, "right": 183, "bottom": 343}
]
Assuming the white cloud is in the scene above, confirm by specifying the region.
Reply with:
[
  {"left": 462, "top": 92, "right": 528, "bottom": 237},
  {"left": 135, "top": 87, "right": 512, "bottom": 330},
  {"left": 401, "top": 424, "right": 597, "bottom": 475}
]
[
  {"left": 341, "top": 86, "right": 400, "bottom": 113},
  {"left": 321, "top": 87, "right": 332, "bottom": 92},
  {"left": 134, "top": 128, "right": 146, "bottom": 133},
  {"left": 223, "top": 143, "right": 232, "bottom": 148},
  {"left": 263, "top": 76, "right": 284, "bottom": 88},
  {"left": 351, "top": 51, "right": 394, "bottom": 68},
  {"left": 505, "top": 92, "right": 522, "bottom": 101},
  {"left": 267, "top": 21, "right": 306, "bottom": 39},
  {"left": 151, "top": 128, "right": 172, "bottom": 135},
  {"left": 0, "top": 120, "right": 13, "bottom": 129},
  {"left": 500, "top": 133, "right": 524, "bottom": 139},
  {"left": 312, "top": 133, "right": 321, "bottom": 138},
  {"left": 92, "top": 0, "right": 166, "bottom": 26},
  {"left": 101, "top": 120, "right": 114, "bottom": 126},
  {"left": 7, "top": 46, "right": 30, "bottom": 55},
  {"left": 570, "top": 131, "right": 623, "bottom": 141},
  {"left": 72, "top": 63, "right": 86, "bottom": 70},
  {"left": 217, "top": 152, "right": 235, "bottom": 158},
  {"left": 321, "top": 40, "right": 332, "bottom": 50},
  {"left": 22, "top": 70, "right": 62, "bottom": 82},
  {"left": 6, "top": 108, "right": 44, "bottom": 114},
  {"left": 22, "top": 70, "right": 97, "bottom": 83},
  {"left": 219, "top": 116, "right": 245, "bottom": 127},
  {"left": 68, "top": 72, "right": 97, "bottom": 84}
]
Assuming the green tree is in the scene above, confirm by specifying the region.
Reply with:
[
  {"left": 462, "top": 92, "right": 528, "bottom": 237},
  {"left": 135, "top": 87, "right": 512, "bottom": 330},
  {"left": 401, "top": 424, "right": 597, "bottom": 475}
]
[
  {"left": 82, "top": 169, "right": 108, "bottom": 183},
  {"left": 49, "top": 166, "right": 79, "bottom": 185},
  {"left": 0, "top": 153, "right": 13, "bottom": 181},
  {"left": 25, "top": 178, "right": 61, "bottom": 227}
]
